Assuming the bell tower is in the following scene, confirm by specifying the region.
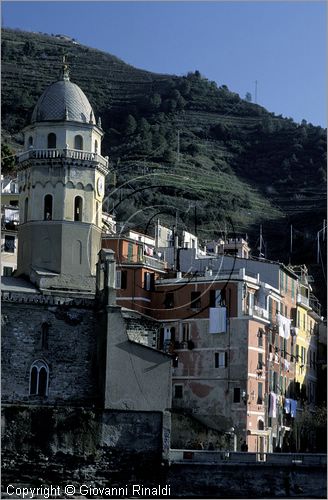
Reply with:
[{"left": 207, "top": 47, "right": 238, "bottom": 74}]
[{"left": 16, "top": 59, "right": 109, "bottom": 293}]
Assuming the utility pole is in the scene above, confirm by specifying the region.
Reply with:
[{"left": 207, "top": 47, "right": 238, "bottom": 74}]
[
  {"left": 317, "top": 232, "right": 320, "bottom": 265},
  {"left": 289, "top": 224, "right": 293, "bottom": 264},
  {"left": 177, "top": 129, "right": 180, "bottom": 165},
  {"left": 323, "top": 219, "right": 326, "bottom": 242},
  {"left": 259, "top": 225, "right": 263, "bottom": 257}
]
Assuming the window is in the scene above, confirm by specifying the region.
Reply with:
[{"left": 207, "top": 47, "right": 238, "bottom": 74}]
[
  {"left": 257, "top": 328, "right": 263, "bottom": 347},
  {"left": 44, "top": 194, "right": 53, "bottom": 220},
  {"left": 164, "top": 292, "right": 174, "bottom": 309},
  {"left": 291, "top": 280, "right": 295, "bottom": 300},
  {"left": 116, "top": 270, "right": 127, "bottom": 289},
  {"left": 210, "top": 289, "right": 225, "bottom": 307},
  {"left": 273, "top": 371, "right": 278, "bottom": 392},
  {"left": 28, "top": 136, "right": 33, "bottom": 147},
  {"left": 174, "top": 385, "right": 183, "bottom": 399},
  {"left": 94, "top": 140, "right": 98, "bottom": 154},
  {"left": 74, "top": 135, "right": 83, "bottom": 150},
  {"left": 4, "top": 235, "right": 15, "bottom": 253},
  {"left": 233, "top": 388, "right": 240, "bottom": 403},
  {"left": 297, "top": 310, "right": 300, "bottom": 328},
  {"left": 47, "top": 133, "right": 56, "bottom": 149},
  {"left": 258, "top": 419, "right": 264, "bottom": 431},
  {"left": 283, "top": 338, "right": 287, "bottom": 359},
  {"left": 190, "top": 291, "right": 201, "bottom": 309},
  {"left": 29, "top": 360, "right": 49, "bottom": 397},
  {"left": 257, "top": 353, "right": 263, "bottom": 370},
  {"left": 296, "top": 344, "right": 299, "bottom": 362},
  {"left": 3, "top": 266, "right": 13, "bottom": 276},
  {"left": 127, "top": 243, "right": 133, "bottom": 261},
  {"left": 257, "top": 382, "right": 263, "bottom": 404},
  {"left": 182, "top": 323, "right": 190, "bottom": 342},
  {"left": 74, "top": 196, "right": 83, "bottom": 222},
  {"left": 215, "top": 352, "right": 227, "bottom": 368},
  {"left": 285, "top": 275, "right": 288, "bottom": 292},
  {"left": 24, "top": 198, "right": 28, "bottom": 222},
  {"left": 144, "top": 272, "right": 155, "bottom": 291}
]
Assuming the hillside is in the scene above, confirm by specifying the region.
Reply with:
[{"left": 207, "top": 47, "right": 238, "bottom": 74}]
[{"left": 1, "top": 28, "right": 327, "bottom": 300}]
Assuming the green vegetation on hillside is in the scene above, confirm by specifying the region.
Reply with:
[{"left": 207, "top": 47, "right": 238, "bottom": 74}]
[{"left": 1, "top": 29, "right": 326, "bottom": 276}]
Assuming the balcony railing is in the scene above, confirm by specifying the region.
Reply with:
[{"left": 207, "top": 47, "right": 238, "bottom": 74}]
[
  {"left": 309, "top": 294, "right": 321, "bottom": 316},
  {"left": 18, "top": 148, "right": 109, "bottom": 169},
  {"left": 120, "top": 254, "right": 166, "bottom": 271},
  {"left": 246, "top": 305, "right": 269, "bottom": 320},
  {"left": 296, "top": 294, "right": 309, "bottom": 307}
]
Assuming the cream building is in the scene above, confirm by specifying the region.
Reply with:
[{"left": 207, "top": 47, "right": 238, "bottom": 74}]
[{"left": 16, "top": 60, "right": 109, "bottom": 292}]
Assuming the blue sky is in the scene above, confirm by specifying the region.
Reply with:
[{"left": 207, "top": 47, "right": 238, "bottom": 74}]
[{"left": 2, "top": 1, "right": 327, "bottom": 127}]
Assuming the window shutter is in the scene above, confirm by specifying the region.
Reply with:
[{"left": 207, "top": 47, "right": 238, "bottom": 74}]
[{"left": 115, "top": 270, "right": 122, "bottom": 289}]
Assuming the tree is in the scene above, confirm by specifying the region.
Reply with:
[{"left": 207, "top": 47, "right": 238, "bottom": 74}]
[
  {"left": 245, "top": 92, "right": 252, "bottom": 102},
  {"left": 124, "top": 114, "right": 137, "bottom": 135},
  {"left": 149, "top": 93, "right": 162, "bottom": 110},
  {"left": 1, "top": 144, "right": 16, "bottom": 175},
  {"left": 138, "top": 118, "right": 150, "bottom": 134}
]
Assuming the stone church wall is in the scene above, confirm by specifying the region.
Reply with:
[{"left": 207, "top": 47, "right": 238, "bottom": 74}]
[{"left": 1, "top": 300, "right": 98, "bottom": 405}]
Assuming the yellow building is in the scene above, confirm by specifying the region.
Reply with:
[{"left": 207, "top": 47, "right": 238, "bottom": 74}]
[{"left": 292, "top": 266, "right": 319, "bottom": 405}]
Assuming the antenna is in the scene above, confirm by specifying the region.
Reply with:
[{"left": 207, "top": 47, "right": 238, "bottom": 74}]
[
  {"left": 323, "top": 219, "right": 326, "bottom": 242},
  {"left": 255, "top": 80, "right": 258, "bottom": 104},
  {"left": 289, "top": 224, "right": 293, "bottom": 264}
]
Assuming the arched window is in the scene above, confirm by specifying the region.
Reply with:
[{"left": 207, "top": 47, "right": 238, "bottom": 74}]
[
  {"left": 24, "top": 197, "right": 29, "bottom": 223},
  {"left": 28, "top": 136, "right": 33, "bottom": 147},
  {"left": 47, "top": 133, "right": 56, "bottom": 149},
  {"left": 74, "top": 135, "right": 83, "bottom": 150},
  {"left": 94, "top": 139, "right": 98, "bottom": 154},
  {"left": 29, "top": 360, "right": 49, "bottom": 397},
  {"left": 74, "top": 196, "right": 83, "bottom": 222},
  {"left": 44, "top": 194, "right": 53, "bottom": 220},
  {"left": 258, "top": 419, "right": 264, "bottom": 431}
]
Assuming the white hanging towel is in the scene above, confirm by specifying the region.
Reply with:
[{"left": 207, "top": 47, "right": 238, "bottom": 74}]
[
  {"left": 209, "top": 307, "right": 227, "bottom": 334},
  {"left": 277, "top": 313, "right": 291, "bottom": 339},
  {"left": 269, "top": 392, "right": 277, "bottom": 418}
]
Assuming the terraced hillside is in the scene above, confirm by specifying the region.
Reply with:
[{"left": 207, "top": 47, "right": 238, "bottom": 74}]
[{"left": 1, "top": 28, "right": 326, "bottom": 290}]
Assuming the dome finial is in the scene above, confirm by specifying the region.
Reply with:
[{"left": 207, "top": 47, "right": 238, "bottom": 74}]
[{"left": 61, "top": 54, "right": 70, "bottom": 81}]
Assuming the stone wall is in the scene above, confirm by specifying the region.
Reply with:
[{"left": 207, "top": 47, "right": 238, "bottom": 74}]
[
  {"left": 1, "top": 406, "right": 166, "bottom": 496},
  {"left": 1, "top": 301, "right": 98, "bottom": 405},
  {"left": 1, "top": 406, "right": 326, "bottom": 498},
  {"left": 167, "top": 463, "right": 327, "bottom": 498}
]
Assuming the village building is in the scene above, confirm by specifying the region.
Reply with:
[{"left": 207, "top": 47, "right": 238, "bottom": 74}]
[{"left": 1, "top": 62, "right": 172, "bottom": 455}]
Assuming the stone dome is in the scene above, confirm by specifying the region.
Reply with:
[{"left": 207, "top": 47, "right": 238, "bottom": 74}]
[{"left": 31, "top": 77, "right": 94, "bottom": 124}]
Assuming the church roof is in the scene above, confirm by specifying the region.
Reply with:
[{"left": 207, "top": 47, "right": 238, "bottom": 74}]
[{"left": 31, "top": 68, "right": 95, "bottom": 124}]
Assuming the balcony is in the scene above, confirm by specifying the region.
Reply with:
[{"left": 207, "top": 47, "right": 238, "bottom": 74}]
[
  {"left": 18, "top": 148, "right": 109, "bottom": 170},
  {"left": 120, "top": 254, "right": 166, "bottom": 271},
  {"left": 246, "top": 305, "right": 269, "bottom": 321},
  {"left": 296, "top": 294, "right": 310, "bottom": 308},
  {"left": 309, "top": 294, "right": 321, "bottom": 317}
]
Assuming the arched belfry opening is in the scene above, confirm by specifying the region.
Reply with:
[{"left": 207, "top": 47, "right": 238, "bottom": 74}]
[
  {"left": 74, "top": 196, "right": 83, "bottom": 222},
  {"left": 44, "top": 194, "right": 53, "bottom": 220}
]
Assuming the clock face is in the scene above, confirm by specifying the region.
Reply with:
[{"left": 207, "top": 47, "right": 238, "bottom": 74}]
[{"left": 97, "top": 177, "right": 104, "bottom": 196}]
